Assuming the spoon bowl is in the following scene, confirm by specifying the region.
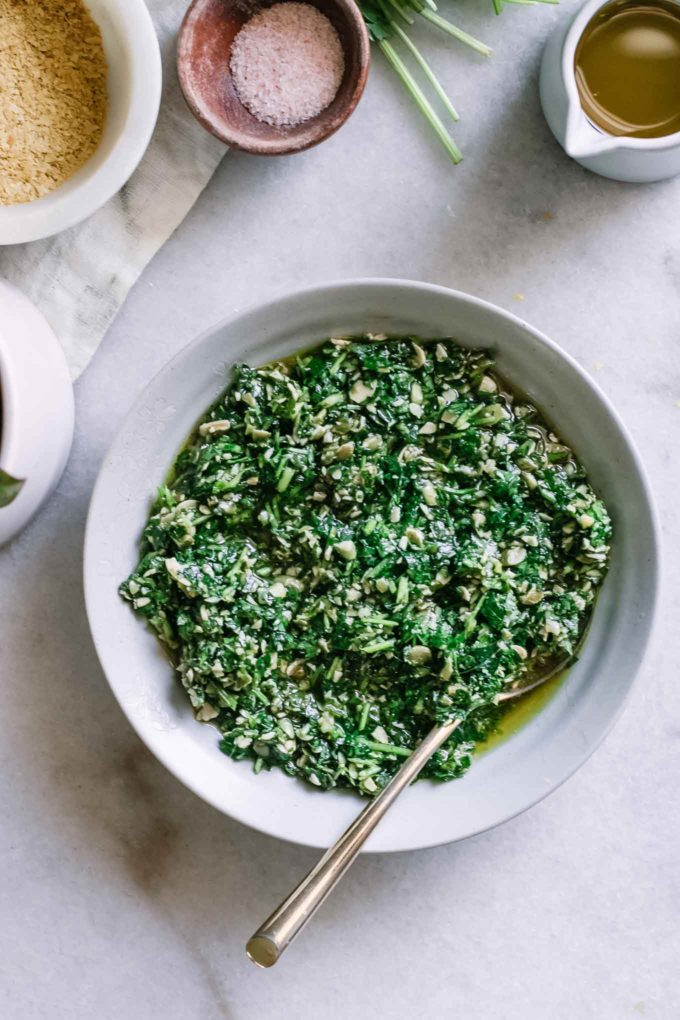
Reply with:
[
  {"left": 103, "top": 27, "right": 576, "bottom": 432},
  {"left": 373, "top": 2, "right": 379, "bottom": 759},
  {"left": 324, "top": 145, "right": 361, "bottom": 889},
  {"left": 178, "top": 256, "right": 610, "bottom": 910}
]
[{"left": 177, "top": 0, "right": 370, "bottom": 155}]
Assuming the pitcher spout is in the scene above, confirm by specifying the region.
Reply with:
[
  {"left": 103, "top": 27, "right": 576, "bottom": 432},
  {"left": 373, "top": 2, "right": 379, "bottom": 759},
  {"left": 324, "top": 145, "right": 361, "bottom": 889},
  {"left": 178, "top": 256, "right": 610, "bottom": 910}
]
[{"left": 565, "top": 102, "right": 621, "bottom": 159}]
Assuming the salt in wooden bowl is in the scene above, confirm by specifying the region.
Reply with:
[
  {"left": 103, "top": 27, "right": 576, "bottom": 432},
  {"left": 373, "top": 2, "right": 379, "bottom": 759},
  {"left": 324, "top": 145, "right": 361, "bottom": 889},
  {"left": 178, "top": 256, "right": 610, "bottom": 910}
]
[{"left": 177, "top": 0, "right": 370, "bottom": 155}]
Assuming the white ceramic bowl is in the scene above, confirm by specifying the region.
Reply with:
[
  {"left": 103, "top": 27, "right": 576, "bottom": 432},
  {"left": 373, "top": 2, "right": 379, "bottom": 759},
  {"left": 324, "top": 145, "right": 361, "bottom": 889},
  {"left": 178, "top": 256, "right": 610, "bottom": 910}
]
[
  {"left": 0, "top": 281, "right": 74, "bottom": 545},
  {"left": 84, "top": 280, "right": 659, "bottom": 852},
  {"left": 0, "top": 0, "right": 161, "bottom": 246}
]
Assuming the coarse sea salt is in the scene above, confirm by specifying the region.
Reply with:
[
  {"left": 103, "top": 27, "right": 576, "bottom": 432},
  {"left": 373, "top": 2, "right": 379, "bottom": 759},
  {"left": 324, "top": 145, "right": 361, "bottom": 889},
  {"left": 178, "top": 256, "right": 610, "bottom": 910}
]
[{"left": 230, "top": 2, "right": 345, "bottom": 128}]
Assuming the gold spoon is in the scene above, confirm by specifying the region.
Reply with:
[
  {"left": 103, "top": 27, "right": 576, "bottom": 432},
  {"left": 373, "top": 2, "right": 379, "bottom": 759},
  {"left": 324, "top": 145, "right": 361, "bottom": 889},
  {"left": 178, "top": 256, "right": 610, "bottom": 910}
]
[{"left": 246, "top": 661, "right": 565, "bottom": 968}]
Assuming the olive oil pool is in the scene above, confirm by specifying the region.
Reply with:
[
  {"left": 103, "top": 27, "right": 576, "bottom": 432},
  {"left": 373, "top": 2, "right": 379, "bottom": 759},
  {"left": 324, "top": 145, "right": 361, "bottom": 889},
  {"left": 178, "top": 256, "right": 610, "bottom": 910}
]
[{"left": 575, "top": 0, "right": 680, "bottom": 139}]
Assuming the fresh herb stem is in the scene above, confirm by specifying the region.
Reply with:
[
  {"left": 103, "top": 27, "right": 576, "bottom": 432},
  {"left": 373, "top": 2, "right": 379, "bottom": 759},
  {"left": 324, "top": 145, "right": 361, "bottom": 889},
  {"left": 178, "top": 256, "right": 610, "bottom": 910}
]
[
  {"left": 385, "top": 0, "right": 415, "bottom": 25},
  {"left": 420, "top": 9, "right": 492, "bottom": 55},
  {"left": 391, "top": 21, "right": 460, "bottom": 121},
  {"left": 359, "top": 0, "right": 551, "bottom": 165},
  {"left": 379, "top": 40, "right": 463, "bottom": 163},
  {"left": 363, "top": 638, "right": 397, "bottom": 653},
  {"left": 360, "top": 739, "right": 414, "bottom": 758}
]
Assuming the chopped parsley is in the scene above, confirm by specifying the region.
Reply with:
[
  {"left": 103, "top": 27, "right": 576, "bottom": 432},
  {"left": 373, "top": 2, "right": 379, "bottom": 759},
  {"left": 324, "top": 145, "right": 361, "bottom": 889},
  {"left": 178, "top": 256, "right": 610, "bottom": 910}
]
[{"left": 120, "top": 337, "right": 612, "bottom": 795}]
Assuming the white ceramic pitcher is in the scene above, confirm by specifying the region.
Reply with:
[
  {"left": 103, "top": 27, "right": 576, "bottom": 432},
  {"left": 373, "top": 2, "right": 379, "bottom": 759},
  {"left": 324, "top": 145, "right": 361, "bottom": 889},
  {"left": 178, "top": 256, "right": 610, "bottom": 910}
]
[{"left": 540, "top": 0, "right": 680, "bottom": 183}]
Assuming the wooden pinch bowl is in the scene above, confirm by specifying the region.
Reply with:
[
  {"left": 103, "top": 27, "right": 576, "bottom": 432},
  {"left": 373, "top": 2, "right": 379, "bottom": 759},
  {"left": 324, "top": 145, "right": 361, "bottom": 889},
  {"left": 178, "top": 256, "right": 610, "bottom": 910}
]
[{"left": 177, "top": 0, "right": 370, "bottom": 155}]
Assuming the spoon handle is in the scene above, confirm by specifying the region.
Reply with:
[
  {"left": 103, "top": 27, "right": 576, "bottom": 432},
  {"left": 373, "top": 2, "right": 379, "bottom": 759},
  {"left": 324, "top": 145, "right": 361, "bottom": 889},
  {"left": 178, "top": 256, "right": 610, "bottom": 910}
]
[{"left": 246, "top": 718, "right": 461, "bottom": 968}]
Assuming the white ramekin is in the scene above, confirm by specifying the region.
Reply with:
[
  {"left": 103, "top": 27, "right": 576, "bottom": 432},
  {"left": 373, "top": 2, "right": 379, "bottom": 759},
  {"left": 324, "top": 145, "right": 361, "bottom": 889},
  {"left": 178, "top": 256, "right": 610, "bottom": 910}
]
[
  {"left": 0, "top": 0, "right": 162, "bottom": 245},
  {"left": 0, "top": 281, "right": 74, "bottom": 545}
]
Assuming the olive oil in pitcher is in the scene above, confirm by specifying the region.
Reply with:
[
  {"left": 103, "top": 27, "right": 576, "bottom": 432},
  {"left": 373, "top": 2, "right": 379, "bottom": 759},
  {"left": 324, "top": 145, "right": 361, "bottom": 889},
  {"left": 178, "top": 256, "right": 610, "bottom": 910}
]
[{"left": 575, "top": 0, "right": 680, "bottom": 138}]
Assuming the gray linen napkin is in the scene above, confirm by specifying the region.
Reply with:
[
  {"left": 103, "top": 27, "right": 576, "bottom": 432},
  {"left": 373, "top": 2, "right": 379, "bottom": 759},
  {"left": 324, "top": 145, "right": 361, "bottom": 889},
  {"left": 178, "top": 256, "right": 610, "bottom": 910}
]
[{"left": 0, "top": 0, "right": 226, "bottom": 379}]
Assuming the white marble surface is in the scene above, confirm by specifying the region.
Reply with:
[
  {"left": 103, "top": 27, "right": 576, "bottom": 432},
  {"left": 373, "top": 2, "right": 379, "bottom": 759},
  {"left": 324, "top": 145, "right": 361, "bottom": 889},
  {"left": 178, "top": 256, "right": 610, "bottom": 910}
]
[{"left": 2, "top": 3, "right": 680, "bottom": 1017}]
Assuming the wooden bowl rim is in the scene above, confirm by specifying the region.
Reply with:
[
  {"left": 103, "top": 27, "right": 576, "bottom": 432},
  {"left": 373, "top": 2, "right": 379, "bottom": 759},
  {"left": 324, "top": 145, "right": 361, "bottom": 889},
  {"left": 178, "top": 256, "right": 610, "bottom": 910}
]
[{"left": 177, "top": 0, "right": 371, "bottom": 155}]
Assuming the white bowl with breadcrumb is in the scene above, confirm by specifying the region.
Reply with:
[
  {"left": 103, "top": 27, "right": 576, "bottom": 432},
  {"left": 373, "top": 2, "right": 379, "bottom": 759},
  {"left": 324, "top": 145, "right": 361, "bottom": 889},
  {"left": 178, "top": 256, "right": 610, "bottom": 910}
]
[{"left": 0, "top": 0, "right": 161, "bottom": 246}]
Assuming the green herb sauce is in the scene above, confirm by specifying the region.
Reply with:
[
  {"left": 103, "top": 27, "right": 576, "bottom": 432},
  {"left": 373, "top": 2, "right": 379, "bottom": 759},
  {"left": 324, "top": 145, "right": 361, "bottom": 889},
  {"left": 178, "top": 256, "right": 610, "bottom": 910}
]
[{"left": 120, "top": 337, "right": 612, "bottom": 795}]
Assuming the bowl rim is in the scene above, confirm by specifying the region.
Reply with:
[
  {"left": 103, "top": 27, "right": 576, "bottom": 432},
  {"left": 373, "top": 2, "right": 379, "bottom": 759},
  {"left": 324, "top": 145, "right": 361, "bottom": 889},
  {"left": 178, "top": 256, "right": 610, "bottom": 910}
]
[
  {"left": 0, "top": 0, "right": 162, "bottom": 246},
  {"left": 176, "top": 0, "right": 371, "bottom": 155},
  {"left": 84, "top": 278, "right": 661, "bottom": 852},
  {"left": 0, "top": 342, "right": 18, "bottom": 476}
]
